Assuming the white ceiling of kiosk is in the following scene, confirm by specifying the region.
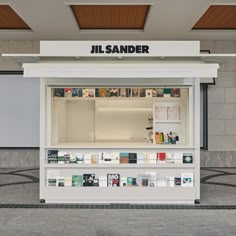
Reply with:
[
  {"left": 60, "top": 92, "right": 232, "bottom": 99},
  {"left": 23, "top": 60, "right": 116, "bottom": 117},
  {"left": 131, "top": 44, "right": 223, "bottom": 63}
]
[{"left": 0, "top": 0, "right": 236, "bottom": 40}]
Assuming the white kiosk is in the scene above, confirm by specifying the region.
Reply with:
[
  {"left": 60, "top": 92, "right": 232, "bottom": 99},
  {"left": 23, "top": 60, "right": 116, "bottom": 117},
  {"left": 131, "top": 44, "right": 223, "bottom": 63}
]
[{"left": 4, "top": 41, "right": 219, "bottom": 204}]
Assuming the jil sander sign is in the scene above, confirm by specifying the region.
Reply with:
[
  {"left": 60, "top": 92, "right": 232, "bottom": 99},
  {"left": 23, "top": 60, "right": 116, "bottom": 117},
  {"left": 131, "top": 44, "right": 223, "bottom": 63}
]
[
  {"left": 90, "top": 45, "right": 149, "bottom": 54},
  {"left": 39, "top": 41, "right": 200, "bottom": 57}
]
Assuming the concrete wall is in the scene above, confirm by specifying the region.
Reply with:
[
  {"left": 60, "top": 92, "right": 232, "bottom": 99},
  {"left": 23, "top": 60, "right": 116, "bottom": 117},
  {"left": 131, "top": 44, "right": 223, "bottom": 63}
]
[{"left": 1, "top": 40, "right": 236, "bottom": 167}]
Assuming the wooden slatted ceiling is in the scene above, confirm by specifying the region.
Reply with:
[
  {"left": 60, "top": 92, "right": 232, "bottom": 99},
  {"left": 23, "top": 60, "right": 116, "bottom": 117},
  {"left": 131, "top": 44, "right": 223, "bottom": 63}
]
[
  {"left": 71, "top": 5, "right": 150, "bottom": 29},
  {"left": 193, "top": 5, "right": 236, "bottom": 29},
  {"left": 0, "top": 5, "right": 30, "bottom": 29}
]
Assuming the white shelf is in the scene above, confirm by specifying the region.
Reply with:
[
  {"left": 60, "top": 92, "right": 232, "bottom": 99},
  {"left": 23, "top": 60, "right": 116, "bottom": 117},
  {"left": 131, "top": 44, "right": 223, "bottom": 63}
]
[
  {"left": 45, "top": 164, "right": 194, "bottom": 168},
  {"left": 46, "top": 143, "right": 195, "bottom": 149},
  {"left": 52, "top": 97, "right": 181, "bottom": 101}
]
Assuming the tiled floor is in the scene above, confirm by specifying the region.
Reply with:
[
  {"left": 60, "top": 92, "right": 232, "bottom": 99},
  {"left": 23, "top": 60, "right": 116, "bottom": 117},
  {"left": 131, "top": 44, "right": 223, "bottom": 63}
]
[{"left": 0, "top": 168, "right": 235, "bottom": 236}]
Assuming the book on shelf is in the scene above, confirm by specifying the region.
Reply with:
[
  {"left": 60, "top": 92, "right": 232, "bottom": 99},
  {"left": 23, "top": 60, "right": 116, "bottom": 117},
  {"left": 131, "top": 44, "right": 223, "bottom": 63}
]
[
  {"left": 167, "top": 176, "right": 175, "bottom": 187},
  {"left": 107, "top": 88, "right": 119, "bottom": 97},
  {"left": 181, "top": 173, "right": 194, "bottom": 187},
  {"left": 167, "top": 106, "right": 180, "bottom": 120},
  {"left": 54, "top": 88, "right": 64, "bottom": 97},
  {"left": 47, "top": 150, "right": 58, "bottom": 164},
  {"left": 138, "top": 174, "right": 151, "bottom": 187},
  {"left": 183, "top": 153, "right": 193, "bottom": 164},
  {"left": 64, "top": 176, "right": 72, "bottom": 187},
  {"left": 64, "top": 153, "right": 70, "bottom": 164},
  {"left": 111, "top": 153, "right": 120, "bottom": 164},
  {"left": 174, "top": 152, "right": 183, "bottom": 164},
  {"left": 82, "top": 88, "right": 89, "bottom": 97},
  {"left": 99, "top": 88, "right": 107, "bottom": 97},
  {"left": 88, "top": 89, "right": 95, "bottom": 97},
  {"left": 91, "top": 153, "right": 98, "bottom": 164},
  {"left": 155, "top": 106, "right": 168, "bottom": 120},
  {"left": 145, "top": 172, "right": 157, "bottom": 187},
  {"left": 163, "top": 88, "right": 171, "bottom": 97},
  {"left": 120, "top": 177, "right": 127, "bottom": 187},
  {"left": 69, "top": 154, "right": 77, "bottom": 164},
  {"left": 57, "top": 177, "right": 65, "bottom": 187},
  {"left": 174, "top": 177, "right": 181, "bottom": 186},
  {"left": 72, "top": 175, "right": 83, "bottom": 187},
  {"left": 107, "top": 174, "right": 120, "bottom": 187},
  {"left": 64, "top": 88, "right": 72, "bottom": 97},
  {"left": 132, "top": 88, "right": 139, "bottom": 97},
  {"left": 127, "top": 177, "right": 133, "bottom": 187},
  {"left": 58, "top": 152, "right": 66, "bottom": 164},
  {"left": 119, "top": 88, "right": 129, "bottom": 97},
  {"left": 156, "top": 88, "right": 164, "bottom": 97},
  {"left": 152, "top": 88, "right": 158, "bottom": 97},
  {"left": 171, "top": 88, "right": 181, "bottom": 97},
  {"left": 93, "top": 179, "right": 99, "bottom": 187},
  {"left": 137, "top": 153, "right": 145, "bottom": 164},
  {"left": 120, "top": 153, "right": 129, "bottom": 164},
  {"left": 139, "top": 88, "right": 146, "bottom": 97},
  {"left": 47, "top": 170, "right": 60, "bottom": 187},
  {"left": 128, "top": 153, "right": 137, "bottom": 164},
  {"left": 157, "top": 153, "right": 166, "bottom": 163},
  {"left": 145, "top": 89, "right": 152, "bottom": 98},
  {"left": 84, "top": 153, "right": 92, "bottom": 164},
  {"left": 83, "top": 174, "right": 95, "bottom": 187},
  {"left": 75, "top": 153, "right": 84, "bottom": 164},
  {"left": 72, "top": 88, "right": 79, "bottom": 97},
  {"left": 95, "top": 88, "right": 99, "bottom": 97},
  {"left": 166, "top": 152, "right": 175, "bottom": 164},
  {"left": 99, "top": 176, "right": 107, "bottom": 187}
]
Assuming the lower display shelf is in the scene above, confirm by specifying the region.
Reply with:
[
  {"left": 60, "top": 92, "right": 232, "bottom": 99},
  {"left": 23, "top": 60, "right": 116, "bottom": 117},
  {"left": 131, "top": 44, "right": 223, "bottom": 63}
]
[
  {"left": 41, "top": 187, "right": 196, "bottom": 204},
  {"left": 45, "top": 164, "right": 195, "bottom": 168}
]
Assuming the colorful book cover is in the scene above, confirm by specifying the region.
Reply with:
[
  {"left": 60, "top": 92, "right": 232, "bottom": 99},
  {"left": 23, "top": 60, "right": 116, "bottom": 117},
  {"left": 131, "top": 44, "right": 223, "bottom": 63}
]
[
  {"left": 138, "top": 175, "right": 150, "bottom": 187},
  {"left": 127, "top": 177, "right": 133, "bottom": 187},
  {"left": 64, "top": 88, "right": 72, "bottom": 97},
  {"left": 107, "top": 88, "right": 118, "bottom": 97},
  {"left": 72, "top": 88, "right": 79, "bottom": 97},
  {"left": 163, "top": 88, "right": 171, "bottom": 97},
  {"left": 75, "top": 153, "right": 84, "bottom": 164},
  {"left": 139, "top": 88, "right": 146, "bottom": 97},
  {"left": 152, "top": 89, "right": 158, "bottom": 97},
  {"left": 183, "top": 153, "right": 193, "bottom": 164},
  {"left": 181, "top": 173, "right": 194, "bottom": 187},
  {"left": 132, "top": 88, "right": 139, "bottom": 97},
  {"left": 82, "top": 88, "right": 89, "bottom": 97},
  {"left": 132, "top": 178, "right": 138, "bottom": 186},
  {"left": 99, "top": 88, "right": 107, "bottom": 97},
  {"left": 58, "top": 152, "right": 66, "bottom": 164},
  {"left": 107, "top": 174, "right": 120, "bottom": 187},
  {"left": 157, "top": 153, "right": 166, "bottom": 161},
  {"left": 156, "top": 88, "right": 164, "bottom": 97},
  {"left": 72, "top": 175, "right": 83, "bottom": 187},
  {"left": 170, "top": 88, "right": 181, "bottom": 97},
  {"left": 174, "top": 177, "right": 181, "bottom": 186},
  {"left": 119, "top": 88, "right": 127, "bottom": 97},
  {"left": 128, "top": 153, "right": 137, "bottom": 164},
  {"left": 120, "top": 153, "right": 129, "bottom": 164},
  {"left": 88, "top": 88, "right": 95, "bottom": 97},
  {"left": 64, "top": 153, "right": 70, "bottom": 164},
  {"left": 95, "top": 88, "right": 99, "bottom": 97},
  {"left": 54, "top": 88, "right": 64, "bottom": 97},
  {"left": 83, "top": 174, "right": 95, "bottom": 187},
  {"left": 78, "top": 88, "right": 83, "bottom": 97},
  {"left": 47, "top": 150, "right": 58, "bottom": 164},
  {"left": 57, "top": 177, "right": 65, "bottom": 187}
]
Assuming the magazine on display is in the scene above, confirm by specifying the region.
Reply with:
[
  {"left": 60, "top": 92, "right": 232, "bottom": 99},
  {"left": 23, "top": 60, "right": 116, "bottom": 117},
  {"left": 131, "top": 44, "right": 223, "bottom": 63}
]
[
  {"left": 183, "top": 153, "right": 193, "bottom": 164},
  {"left": 83, "top": 174, "right": 95, "bottom": 187},
  {"left": 181, "top": 173, "right": 194, "bottom": 187},
  {"left": 72, "top": 175, "right": 83, "bottom": 187},
  {"left": 107, "top": 174, "right": 120, "bottom": 187},
  {"left": 47, "top": 150, "right": 58, "bottom": 164}
]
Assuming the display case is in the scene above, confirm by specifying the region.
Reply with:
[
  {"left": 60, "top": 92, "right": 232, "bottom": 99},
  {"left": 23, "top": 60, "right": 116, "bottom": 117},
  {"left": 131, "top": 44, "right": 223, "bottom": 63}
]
[{"left": 4, "top": 41, "right": 219, "bottom": 204}]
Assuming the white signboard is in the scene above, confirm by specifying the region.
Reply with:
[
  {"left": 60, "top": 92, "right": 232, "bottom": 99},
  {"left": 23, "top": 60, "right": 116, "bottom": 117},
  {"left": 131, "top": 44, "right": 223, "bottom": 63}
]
[{"left": 40, "top": 41, "right": 200, "bottom": 57}]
